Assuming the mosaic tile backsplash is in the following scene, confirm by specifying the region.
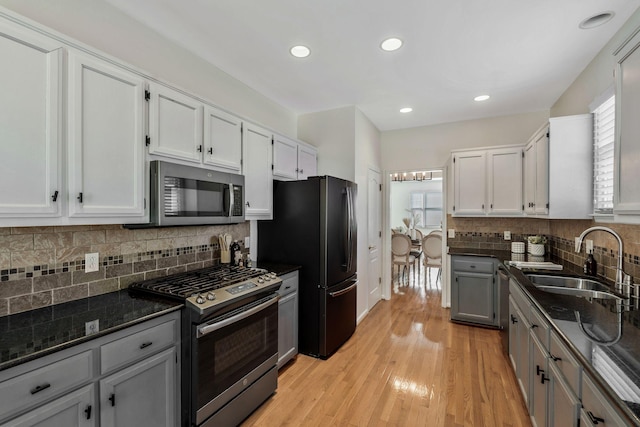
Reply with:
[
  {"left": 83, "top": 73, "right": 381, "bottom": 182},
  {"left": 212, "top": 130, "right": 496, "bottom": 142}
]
[
  {"left": 447, "top": 216, "right": 640, "bottom": 285},
  {"left": 0, "top": 223, "right": 249, "bottom": 317}
]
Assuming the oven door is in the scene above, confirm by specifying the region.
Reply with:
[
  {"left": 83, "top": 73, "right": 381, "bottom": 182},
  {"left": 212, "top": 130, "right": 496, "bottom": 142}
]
[{"left": 193, "top": 294, "right": 278, "bottom": 425}]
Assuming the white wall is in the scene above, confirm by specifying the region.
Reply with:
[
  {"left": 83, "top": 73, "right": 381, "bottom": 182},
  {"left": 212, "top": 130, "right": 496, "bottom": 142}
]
[
  {"left": 0, "top": 0, "right": 297, "bottom": 137},
  {"left": 552, "top": 8, "right": 640, "bottom": 116},
  {"left": 297, "top": 106, "right": 356, "bottom": 181}
]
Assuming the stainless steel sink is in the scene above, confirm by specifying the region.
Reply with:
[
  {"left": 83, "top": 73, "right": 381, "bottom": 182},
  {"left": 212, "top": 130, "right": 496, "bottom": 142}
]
[
  {"left": 533, "top": 285, "right": 623, "bottom": 301},
  {"left": 525, "top": 274, "right": 611, "bottom": 292}
]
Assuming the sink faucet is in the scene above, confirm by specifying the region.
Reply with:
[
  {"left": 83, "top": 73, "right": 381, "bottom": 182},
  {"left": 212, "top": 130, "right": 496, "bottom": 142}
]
[{"left": 575, "top": 226, "right": 633, "bottom": 296}]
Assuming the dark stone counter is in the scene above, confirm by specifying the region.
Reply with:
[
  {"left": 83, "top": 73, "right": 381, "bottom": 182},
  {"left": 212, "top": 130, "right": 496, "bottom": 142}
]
[
  {"left": 0, "top": 290, "right": 182, "bottom": 371},
  {"left": 255, "top": 261, "right": 301, "bottom": 276},
  {"left": 450, "top": 247, "right": 640, "bottom": 425}
]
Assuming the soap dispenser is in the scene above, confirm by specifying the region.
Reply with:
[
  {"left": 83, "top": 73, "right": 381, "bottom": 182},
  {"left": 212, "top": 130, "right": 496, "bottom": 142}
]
[{"left": 584, "top": 250, "right": 597, "bottom": 276}]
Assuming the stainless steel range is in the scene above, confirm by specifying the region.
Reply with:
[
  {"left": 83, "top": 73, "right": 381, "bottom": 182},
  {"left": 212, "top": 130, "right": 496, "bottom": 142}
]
[{"left": 129, "top": 265, "right": 282, "bottom": 427}]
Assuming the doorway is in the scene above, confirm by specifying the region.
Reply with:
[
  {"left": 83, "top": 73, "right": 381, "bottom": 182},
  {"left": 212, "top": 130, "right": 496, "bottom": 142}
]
[{"left": 385, "top": 169, "right": 447, "bottom": 303}]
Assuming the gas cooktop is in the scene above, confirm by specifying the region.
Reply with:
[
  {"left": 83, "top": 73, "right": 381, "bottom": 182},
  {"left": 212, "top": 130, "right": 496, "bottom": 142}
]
[{"left": 129, "top": 265, "right": 282, "bottom": 316}]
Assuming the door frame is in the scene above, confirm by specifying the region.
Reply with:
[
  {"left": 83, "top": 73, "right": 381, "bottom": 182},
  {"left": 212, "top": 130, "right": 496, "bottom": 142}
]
[
  {"left": 381, "top": 165, "right": 449, "bottom": 307},
  {"left": 366, "top": 167, "right": 382, "bottom": 311}
]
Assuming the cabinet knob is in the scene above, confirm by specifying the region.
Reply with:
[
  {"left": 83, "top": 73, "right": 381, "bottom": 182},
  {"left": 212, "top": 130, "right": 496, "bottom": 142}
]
[
  {"left": 139, "top": 341, "right": 153, "bottom": 349},
  {"left": 299, "top": 169, "right": 303, "bottom": 174},
  {"left": 208, "top": 147, "right": 213, "bottom": 155},
  {"left": 109, "top": 393, "right": 116, "bottom": 406},
  {"left": 246, "top": 201, "right": 250, "bottom": 207},
  {"left": 541, "top": 373, "right": 549, "bottom": 384},
  {"left": 197, "top": 145, "right": 203, "bottom": 152},
  {"left": 536, "top": 365, "right": 544, "bottom": 376},
  {"left": 77, "top": 192, "right": 83, "bottom": 203},
  {"left": 85, "top": 405, "right": 92, "bottom": 420},
  {"left": 510, "top": 315, "right": 518, "bottom": 324},
  {"left": 51, "top": 191, "right": 59, "bottom": 202},
  {"left": 550, "top": 354, "right": 562, "bottom": 362},
  {"left": 30, "top": 383, "right": 51, "bottom": 395}
]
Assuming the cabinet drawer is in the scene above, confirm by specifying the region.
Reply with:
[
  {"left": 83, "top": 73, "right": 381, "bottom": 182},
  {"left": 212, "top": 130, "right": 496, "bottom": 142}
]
[
  {"left": 452, "top": 257, "right": 494, "bottom": 274},
  {"left": 101, "top": 319, "right": 177, "bottom": 374},
  {"left": 529, "top": 307, "right": 550, "bottom": 349},
  {"left": 550, "top": 331, "right": 581, "bottom": 397},
  {"left": 277, "top": 272, "right": 298, "bottom": 297},
  {"left": 581, "top": 374, "right": 628, "bottom": 426},
  {"left": 0, "top": 350, "right": 92, "bottom": 420}
]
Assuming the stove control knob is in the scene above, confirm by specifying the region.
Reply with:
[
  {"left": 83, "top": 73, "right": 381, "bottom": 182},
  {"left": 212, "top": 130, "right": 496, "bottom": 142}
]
[
  {"left": 262, "top": 275, "right": 271, "bottom": 281},
  {"left": 257, "top": 278, "right": 264, "bottom": 284},
  {"left": 196, "top": 294, "right": 206, "bottom": 304},
  {"left": 206, "top": 292, "right": 216, "bottom": 301},
  {"left": 270, "top": 272, "right": 277, "bottom": 278}
]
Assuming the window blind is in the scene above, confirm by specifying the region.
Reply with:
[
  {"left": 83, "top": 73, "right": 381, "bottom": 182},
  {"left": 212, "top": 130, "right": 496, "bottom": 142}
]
[{"left": 592, "top": 94, "right": 615, "bottom": 214}]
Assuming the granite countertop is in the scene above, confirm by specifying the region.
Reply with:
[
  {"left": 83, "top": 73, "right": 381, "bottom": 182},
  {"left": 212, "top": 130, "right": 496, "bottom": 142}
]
[
  {"left": 255, "top": 261, "right": 301, "bottom": 276},
  {"left": 0, "top": 290, "right": 182, "bottom": 372},
  {"left": 451, "top": 247, "right": 640, "bottom": 424}
]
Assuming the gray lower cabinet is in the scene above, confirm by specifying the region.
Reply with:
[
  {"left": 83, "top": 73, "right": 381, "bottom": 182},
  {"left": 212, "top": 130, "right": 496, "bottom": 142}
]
[
  {"left": 100, "top": 347, "right": 176, "bottom": 427},
  {"left": 508, "top": 294, "right": 531, "bottom": 407},
  {"left": 580, "top": 374, "right": 628, "bottom": 427},
  {"left": 451, "top": 255, "right": 498, "bottom": 326},
  {"left": 548, "top": 363, "right": 580, "bottom": 427},
  {"left": 0, "top": 311, "right": 179, "bottom": 427},
  {"left": 1, "top": 384, "right": 95, "bottom": 427},
  {"left": 277, "top": 271, "right": 299, "bottom": 369},
  {"left": 530, "top": 334, "right": 549, "bottom": 427}
]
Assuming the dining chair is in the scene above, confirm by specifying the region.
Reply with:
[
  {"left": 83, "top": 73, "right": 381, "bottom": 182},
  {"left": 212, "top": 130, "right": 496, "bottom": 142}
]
[
  {"left": 421, "top": 233, "right": 442, "bottom": 287},
  {"left": 391, "top": 234, "right": 416, "bottom": 285}
]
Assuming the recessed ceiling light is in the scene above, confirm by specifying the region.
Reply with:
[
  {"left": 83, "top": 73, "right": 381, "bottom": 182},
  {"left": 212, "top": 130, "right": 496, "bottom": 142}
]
[
  {"left": 399, "top": 107, "right": 413, "bottom": 113},
  {"left": 290, "top": 45, "right": 310, "bottom": 58},
  {"left": 381, "top": 38, "right": 403, "bottom": 52},
  {"left": 474, "top": 95, "right": 490, "bottom": 102},
  {"left": 579, "top": 12, "right": 615, "bottom": 29}
]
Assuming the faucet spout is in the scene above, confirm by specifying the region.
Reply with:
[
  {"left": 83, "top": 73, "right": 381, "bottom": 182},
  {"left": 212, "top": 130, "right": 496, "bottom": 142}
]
[{"left": 575, "top": 226, "right": 627, "bottom": 289}]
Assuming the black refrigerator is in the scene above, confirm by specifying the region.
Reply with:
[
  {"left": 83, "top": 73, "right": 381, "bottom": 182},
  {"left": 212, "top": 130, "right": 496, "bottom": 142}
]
[{"left": 258, "top": 176, "right": 357, "bottom": 359}]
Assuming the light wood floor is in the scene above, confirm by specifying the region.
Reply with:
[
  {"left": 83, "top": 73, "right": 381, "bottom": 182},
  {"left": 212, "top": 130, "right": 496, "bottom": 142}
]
[{"left": 243, "top": 268, "right": 532, "bottom": 427}]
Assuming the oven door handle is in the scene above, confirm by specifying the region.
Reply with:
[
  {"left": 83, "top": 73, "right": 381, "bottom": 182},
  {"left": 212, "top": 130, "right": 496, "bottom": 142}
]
[
  {"left": 329, "top": 281, "right": 358, "bottom": 298},
  {"left": 196, "top": 295, "right": 279, "bottom": 338}
]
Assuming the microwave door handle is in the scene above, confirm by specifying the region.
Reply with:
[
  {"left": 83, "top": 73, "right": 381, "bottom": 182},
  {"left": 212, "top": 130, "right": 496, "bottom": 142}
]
[{"left": 228, "top": 183, "right": 234, "bottom": 217}]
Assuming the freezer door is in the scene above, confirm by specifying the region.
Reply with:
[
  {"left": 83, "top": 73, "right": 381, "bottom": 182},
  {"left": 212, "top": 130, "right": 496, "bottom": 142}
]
[
  {"left": 324, "top": 177, "right": 357, "bottom": 287},
  {"left": 320, "top": 276, "right": 357, "bottom": 358}
]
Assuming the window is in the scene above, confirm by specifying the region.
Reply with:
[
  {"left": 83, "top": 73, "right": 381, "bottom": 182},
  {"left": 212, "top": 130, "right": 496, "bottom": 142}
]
[
  {"left": 592, "top": 93, "right": 615, "bottom": 214},
  {"left": 410, "top": 191, "right": 442, "bottom": 227}
]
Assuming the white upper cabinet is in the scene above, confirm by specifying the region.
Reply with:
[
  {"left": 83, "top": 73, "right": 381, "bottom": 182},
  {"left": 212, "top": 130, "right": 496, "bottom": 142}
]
[
  {"left": 273, "top": 135, "right": 318, "bottom": 181},
  {"left": 487, "top": 147, "right": 523, "bottom": 215},
  {"left": 203, "top": 106, "right": 242, "bottom": 173},
  {"left": 273, "top": 135, "right": 298, "bottom": 180},
  {"left": 296, "top": 144, "right": 318, "bottom": 180},
  {"left": 524, "top": 115, "right": 592, "bottom": 219},
  {"left": 0, "top": 20, "right": 62, "bottom": 218},
  {"left": 148, "top": 82, "right": 204, "bottom": 163},
  {"left": 614, "top": 30, "right": 640, "bottom": 215},
  {"left": 243, "top": 123, "right": 273, "bottom": 219},
  {"left": 67, "top": 52, "right": 146, "bottom": 219},
  {"left": 453, "top": 150, "right": 486, "bottom": 215},
  {"left": 453, "top": 146, "right": 523, "bottom": 217}
]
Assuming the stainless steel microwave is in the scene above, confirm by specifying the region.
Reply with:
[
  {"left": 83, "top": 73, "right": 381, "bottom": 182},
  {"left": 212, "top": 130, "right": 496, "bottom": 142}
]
[{"left": 129, "top": 161, "right": 244, "bottom": 228}]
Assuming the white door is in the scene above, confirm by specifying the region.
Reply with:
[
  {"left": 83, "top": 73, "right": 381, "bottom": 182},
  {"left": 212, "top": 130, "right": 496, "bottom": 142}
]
[
  {"left": 0, "top": 22, "right": 62, "bottom": 217},
  {"left": 148, "top": 82, "right": 203, "bottom": 163},
  {"left": 272, "top": 134, "right": 298, "bottom": 180},
  {"left": 203, "top": 105, "right": 242, "bottom": 172},
  {"left": 243, "top": 124, "right": 273, "bottom": 219},
  {"left": 67, "top": 52, "right": 146, "bottom": 219},
  {"left": 524, "top": 140, "right": 536, "bottom": 214},
  {"left": 453, "top": 151, "right": 486, "bottom": 215},
  {"left": 534, "top": 129, "right": 550, "bottom": 215},
  {"left": 487, "top": 147, "right": 523, "bottom": 215},
  {"left": 367, "top": 169, "right": 382, "bottom": 308},
  {"left": 297, "top": 145, "right": 318, "bottom": 180}
]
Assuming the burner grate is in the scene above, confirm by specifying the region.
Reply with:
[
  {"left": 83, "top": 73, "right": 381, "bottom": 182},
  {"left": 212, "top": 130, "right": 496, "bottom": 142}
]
[{"left": 130, "top": 265, "right": 265, "bottom": 299}]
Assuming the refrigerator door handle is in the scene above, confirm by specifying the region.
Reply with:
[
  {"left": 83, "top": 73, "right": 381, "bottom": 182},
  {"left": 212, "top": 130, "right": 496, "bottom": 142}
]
[
  {"left": 329, "top": 281, "right": 358, "bottom": 297},
  {"left": 346, "top": 186, "right": 354, "bottom": 272}
]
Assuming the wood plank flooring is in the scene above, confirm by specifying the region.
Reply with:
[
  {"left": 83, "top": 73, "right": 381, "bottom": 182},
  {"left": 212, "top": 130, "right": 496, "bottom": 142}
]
[{"left": 242, "top": 270, "right": 532, "bottom": 426}]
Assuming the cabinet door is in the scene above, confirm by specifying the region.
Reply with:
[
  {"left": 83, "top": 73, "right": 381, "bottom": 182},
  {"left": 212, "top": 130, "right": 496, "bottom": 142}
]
[
  {"left": 453, "top": 151, "right": 486, "bottom": 215},
  {"left": 1, "top": 385, "right": 95, "bottom": 427},
  {"left": 203, "top": 105, "right": 242, "bottom": 172},
  {"left": 273, "top": 135, "right": 298, "bottom": 180},
  {"left": 100, "top": 347, "right": 176, "bottom": 427},
  {"left": 523, "top": 141, "right": 536, "bottom": 214},
  {"left": 297, "top": 145, "right": 317, "bottom": 180},
  {"left": 615, "top": 32, "right": 640, "bottom": 214},
  {"left": 487, "top": 147, "right": 523, "bottom": 215},
  {"left": 67, "top": 52, "right": 145, "bottom": 218},
  {"left": 508, "top": 297, "right": 520, "bottom": 372},
  {"left": 534, "top": 129, "right": 549, "bottom": 215},
  {"left": 548, "top": 363, "right": 580, "bottom": 427},
  {"left": 148, "top": 82, "right": 203, "bottom": 163},
  {"left": 278, "top": 292, "right": 297, "bottom": 368},
  {"left": 580, "top": 374, "right": 629, "bottom": 427},
  {"left": 530, "top": 335, "right": 549, "bottom": 427},
  {"left": 243, "top": 123, "right": 273, "bottom": 219},
  {"left": 0, "top": 22, "right": 62, "bottom": 217},
  {"left": 451, "top": 271, "right": 494, "bottom": 325}
]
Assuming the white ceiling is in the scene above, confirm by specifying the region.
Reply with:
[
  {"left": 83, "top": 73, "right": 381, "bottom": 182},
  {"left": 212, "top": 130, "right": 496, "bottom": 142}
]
[{"left": 104, "top": 0, "right": 639, "bottom": 131}]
